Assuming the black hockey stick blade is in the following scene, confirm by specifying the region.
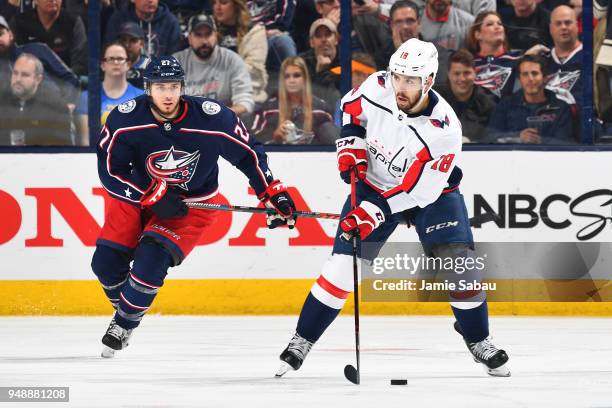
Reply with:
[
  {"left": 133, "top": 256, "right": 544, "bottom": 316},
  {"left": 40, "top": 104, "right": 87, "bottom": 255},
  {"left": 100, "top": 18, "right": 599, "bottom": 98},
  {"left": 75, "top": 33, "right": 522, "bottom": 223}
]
[{"left": 344, "top": 364, "right": 360, "bottom": 384}]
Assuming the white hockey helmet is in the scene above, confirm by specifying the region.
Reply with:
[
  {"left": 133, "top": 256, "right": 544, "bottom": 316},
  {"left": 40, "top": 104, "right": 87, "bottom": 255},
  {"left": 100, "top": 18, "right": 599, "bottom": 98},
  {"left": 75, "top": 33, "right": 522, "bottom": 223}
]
[{"left": 388, "top": 38, "right": 439, "bottom": 90}]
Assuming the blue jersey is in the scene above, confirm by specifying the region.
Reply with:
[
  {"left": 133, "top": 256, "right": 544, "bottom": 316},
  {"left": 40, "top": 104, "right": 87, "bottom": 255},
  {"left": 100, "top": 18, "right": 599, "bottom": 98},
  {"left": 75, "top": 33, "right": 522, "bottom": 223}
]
[
  {"left": 545, "top": 45, "right": 582, "bottom": 107},
  {"left": 97, "top": 94, "right": 274, "bottom": 205},
  {"left": 474, "top": 50, "right": 522, "bottom": 100}
]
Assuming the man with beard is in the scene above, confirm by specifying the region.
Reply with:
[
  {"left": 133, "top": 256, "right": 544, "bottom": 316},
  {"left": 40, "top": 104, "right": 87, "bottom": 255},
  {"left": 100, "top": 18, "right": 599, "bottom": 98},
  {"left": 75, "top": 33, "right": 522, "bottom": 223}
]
[
  {"left": 420, "top": 0, "right": 474, "bottom": 50},
  {"left": 0, "top": 53, "right": 71, "bottom": 145},
  {"left": 173, "top": 14, "right": 254, "bottom": 115},
  {"left": 275, "top": 38, "right": 511, "bottom": 379},
  {"left": 298, "top": 18, "right": 341, "bottom": 111},
  {"left": 374, "top": 1, "right": 450, "bottom": 89}
]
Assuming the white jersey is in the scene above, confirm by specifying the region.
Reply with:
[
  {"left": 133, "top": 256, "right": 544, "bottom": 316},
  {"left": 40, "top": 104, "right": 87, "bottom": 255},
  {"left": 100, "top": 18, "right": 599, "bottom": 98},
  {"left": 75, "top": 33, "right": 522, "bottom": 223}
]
[{"left": 339, "top": 71, "right": 463, "bottom": 214}]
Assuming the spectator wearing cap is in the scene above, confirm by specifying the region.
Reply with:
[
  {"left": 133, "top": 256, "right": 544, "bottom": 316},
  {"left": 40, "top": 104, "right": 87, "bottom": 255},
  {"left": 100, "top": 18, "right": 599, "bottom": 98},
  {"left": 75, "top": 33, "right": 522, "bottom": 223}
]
[
  {"left": 9, "top": 0, "right": 87, "bottom": 75},
  {"left": 298, "top": 18, "right": 341, "bottom": 109},
  {"left": 213, "top": 0, "right": 268, "bottom": 103},
  {"left": 115, "top": 21, "right": 150, "bottom": 89},
  {"left": 173, "top": 14, "right": 254, "bottom": 115},
  {"left": 247, "top": 0, "right": 296, "bottom": 71},
  {"left": 0, "top": 14, "right": 80, "bottom": 106},
  {"left": 0, "top": 53, "right": 72, "bottom": 145},
  {"left": 437, "top": 49, "right": 496, "bottom": 143},
  {"left": 420, "top": 0, "right": 474, "bottom": 50},
  {"left": 74, "top": 42, "right": 144, "bottom": 145},
  {"left": 374, "top": 1, "right": 451, "bottom": 88},
  {"left": 104, "top": 0, "right": 182, "bottom": 57},
  {"left": 487, "top": 54, "right": 574, "bottom": 144},
  {"left": 502, "top": 0, "right": 553, "bottom": 52}
]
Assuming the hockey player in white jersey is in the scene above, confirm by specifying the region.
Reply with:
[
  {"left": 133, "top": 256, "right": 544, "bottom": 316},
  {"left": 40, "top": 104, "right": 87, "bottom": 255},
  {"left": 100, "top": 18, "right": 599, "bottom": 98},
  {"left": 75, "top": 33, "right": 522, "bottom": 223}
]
[{"left": 276, "top": 38, "right": 510, "bottom": 377}]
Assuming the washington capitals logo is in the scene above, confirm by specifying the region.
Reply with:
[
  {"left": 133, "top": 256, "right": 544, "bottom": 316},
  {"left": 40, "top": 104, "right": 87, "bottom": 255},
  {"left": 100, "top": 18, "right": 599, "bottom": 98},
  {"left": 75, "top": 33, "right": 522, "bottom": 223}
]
[
  {"left": 146, "top": 146, "right": 200, "bottom": 190},
  {"left": 430, "top": 115, "right": 450, "bottom": 129}
]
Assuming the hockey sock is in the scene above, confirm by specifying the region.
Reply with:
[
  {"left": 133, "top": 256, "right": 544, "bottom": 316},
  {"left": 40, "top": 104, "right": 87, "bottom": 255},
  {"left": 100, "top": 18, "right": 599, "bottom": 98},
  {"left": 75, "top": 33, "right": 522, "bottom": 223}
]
[
  {"left": 115, "top": 242, "right": 171, "bottom": 330},
  {"left": 296, "top": 293, "right": 342, "bottom": 343},
  {"left": 91, "top": 245, "right": 131, "bottom": 309},
  {"left": 452, "top": 300, "right": 490, "bottom": 343}
]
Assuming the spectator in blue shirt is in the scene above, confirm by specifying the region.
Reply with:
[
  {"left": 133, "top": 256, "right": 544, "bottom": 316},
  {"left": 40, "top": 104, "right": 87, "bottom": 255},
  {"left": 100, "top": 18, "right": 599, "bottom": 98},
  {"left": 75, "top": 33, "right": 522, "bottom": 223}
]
[{"left": 75, "top": 42, "right": 144, "bottom": 145}]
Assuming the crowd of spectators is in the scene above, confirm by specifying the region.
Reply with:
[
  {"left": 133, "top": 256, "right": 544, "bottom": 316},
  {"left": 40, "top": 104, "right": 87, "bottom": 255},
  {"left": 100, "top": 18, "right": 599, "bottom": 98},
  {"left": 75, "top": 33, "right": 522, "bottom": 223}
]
[{"left": 0, "top": 0, "right": 604, "bottom": 146}]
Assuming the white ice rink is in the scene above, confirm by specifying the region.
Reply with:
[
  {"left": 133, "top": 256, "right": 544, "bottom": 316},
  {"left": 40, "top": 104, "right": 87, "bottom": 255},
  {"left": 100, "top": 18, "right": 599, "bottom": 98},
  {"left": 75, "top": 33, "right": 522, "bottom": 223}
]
[{"left": 1, "top": 316, "right": 611, "bottom": 408}]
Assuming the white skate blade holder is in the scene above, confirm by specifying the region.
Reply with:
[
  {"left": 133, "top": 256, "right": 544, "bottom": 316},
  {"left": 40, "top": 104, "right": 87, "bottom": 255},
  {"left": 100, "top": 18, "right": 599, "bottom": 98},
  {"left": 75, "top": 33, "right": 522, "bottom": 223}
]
[
  {"left": 101, "top": 346, "right": 116, "bottom": 359},
  {"left": 483, "top": 363, "right": 511, "bottom": 377},
  {"left": 275, "top": 361, "right": 293, "bottom": 378}
]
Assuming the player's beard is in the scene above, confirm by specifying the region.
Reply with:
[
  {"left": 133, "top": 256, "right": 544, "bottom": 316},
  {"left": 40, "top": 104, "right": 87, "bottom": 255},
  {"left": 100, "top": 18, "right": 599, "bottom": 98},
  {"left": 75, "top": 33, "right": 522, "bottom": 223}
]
[
  {"left": 194, "top": 44, "right": 214, "bottom": 60},
  {"left": 395, "top": 90, "right": 420, "bottom": 113}
]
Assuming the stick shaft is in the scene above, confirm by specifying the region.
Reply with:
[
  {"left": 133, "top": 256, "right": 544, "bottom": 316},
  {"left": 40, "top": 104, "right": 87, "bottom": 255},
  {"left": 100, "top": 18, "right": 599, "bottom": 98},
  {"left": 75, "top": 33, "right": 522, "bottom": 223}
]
[
  {"left": 350, "top": 171, "right": 361, "bottom": 384},
  {"left": 186, "top": 201, "right": 340, "bottom": 219}
]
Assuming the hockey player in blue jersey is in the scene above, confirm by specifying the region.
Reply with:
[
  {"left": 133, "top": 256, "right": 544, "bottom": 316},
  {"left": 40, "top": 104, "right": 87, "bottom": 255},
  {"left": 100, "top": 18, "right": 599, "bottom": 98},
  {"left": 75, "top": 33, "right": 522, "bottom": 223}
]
[
  {"left": 275, "top": 38, "right": 510, "bottom": 378},
  {"left": 92, "top": 55, "right": 297, "bottom": 358}
]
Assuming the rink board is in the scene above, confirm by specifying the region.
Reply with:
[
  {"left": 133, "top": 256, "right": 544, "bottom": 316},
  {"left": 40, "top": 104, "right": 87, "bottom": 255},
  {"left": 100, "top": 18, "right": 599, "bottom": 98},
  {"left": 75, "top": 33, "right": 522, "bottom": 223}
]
[{"left": 0, "top": 152, "right": 610, "bottom": 315}]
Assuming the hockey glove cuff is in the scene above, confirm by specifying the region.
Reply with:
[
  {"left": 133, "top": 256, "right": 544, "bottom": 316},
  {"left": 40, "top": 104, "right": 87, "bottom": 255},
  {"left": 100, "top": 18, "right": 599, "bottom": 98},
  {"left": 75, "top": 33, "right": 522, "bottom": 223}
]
[
  {"left": 258, "top": 180, "right": 297, "bottom": 229},
  {"left": 141, "top": 179, "right": 188, "bottom": 219},
  {"left": 336, "top": 136, "right": 368, "bottom": 184},
  {"left": 340, "top": 200, "right": 385, "bottom": 241}
]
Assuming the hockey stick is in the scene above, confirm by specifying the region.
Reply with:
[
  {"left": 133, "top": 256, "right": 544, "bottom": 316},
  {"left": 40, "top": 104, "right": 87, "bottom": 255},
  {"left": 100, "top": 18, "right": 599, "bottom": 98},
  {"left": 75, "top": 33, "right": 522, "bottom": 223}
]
[
  {"left": 344, "top": 170, "right": 361, "bottom": 385},
  {"left": 185, "top": 201, "right": 341, "bottom": 219},
  {"left": 185, "top": 201, "right": 501, "bottom": 227}
]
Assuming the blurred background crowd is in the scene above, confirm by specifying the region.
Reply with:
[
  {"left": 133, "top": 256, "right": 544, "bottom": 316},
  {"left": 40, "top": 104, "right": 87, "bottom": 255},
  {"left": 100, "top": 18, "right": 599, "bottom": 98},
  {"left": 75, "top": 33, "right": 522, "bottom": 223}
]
[{"left": 0, "top": 0, "right": 609, "bottom": 146}]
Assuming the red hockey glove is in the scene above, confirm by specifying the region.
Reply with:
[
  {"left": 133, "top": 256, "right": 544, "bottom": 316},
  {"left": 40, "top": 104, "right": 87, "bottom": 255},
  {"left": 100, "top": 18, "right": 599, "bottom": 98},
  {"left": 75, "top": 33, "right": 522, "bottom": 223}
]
[
  {"left": 340, "top": 201, "right": 385, "bottom": 240},
  {"left": 336, "top": 136, "right": 368, "bottom": 184},
  {"left": 258, "top": 180, "right": 297, "bottom": 229},
  {"left": 141, "top": 179, "right": 188, "bottom": 219}
]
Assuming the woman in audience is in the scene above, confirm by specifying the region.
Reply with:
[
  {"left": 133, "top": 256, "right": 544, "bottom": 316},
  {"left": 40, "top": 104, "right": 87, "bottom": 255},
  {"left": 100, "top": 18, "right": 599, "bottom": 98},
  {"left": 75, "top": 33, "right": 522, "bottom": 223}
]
[
  {"left": 466, "top": 11, "right": 522, "bottom": 100},
  {"left": 251, "top": 56, "right": 336, "bottom": 145},
  {"left": 213, "top": 0, "right": 268, "bottom": 103},
  {"left": 75, "top": 41, "right": 143, "bottom": 145}
]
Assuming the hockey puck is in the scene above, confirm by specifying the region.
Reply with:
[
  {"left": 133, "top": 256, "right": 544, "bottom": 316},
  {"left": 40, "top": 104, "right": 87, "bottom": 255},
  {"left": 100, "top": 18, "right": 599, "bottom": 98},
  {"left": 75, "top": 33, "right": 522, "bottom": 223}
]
[{"left": 390, "top": 379, "right": 408, "bottom": 385}]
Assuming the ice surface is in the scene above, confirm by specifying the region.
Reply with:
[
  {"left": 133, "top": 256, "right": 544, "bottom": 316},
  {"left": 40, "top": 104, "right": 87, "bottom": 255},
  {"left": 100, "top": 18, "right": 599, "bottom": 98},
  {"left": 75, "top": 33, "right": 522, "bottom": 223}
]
[{"left": 1, "top": 316, "right": 611, "bottom": 408}]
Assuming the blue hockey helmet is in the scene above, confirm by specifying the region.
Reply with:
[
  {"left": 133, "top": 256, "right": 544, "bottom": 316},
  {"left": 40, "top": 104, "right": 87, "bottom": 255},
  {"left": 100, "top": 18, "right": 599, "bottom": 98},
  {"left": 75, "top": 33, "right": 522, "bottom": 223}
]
[{"left": 143, "top": 55, "right": 185, "bottom": 94}]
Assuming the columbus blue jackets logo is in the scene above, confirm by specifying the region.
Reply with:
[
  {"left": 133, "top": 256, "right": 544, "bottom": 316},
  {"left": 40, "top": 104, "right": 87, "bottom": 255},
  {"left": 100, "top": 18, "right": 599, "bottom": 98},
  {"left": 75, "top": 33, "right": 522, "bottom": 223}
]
[
  {"left": 545, "top": 70, "right": 580, "bottom": 105},
  {"left": 202, "top": 101, "right": 221, "bottom": 115},
  {"left": 475, "top": 65, "right": 512, "bottom": 98},
  {"left": 430, "top": 115, "right": 450, "bottom": 129},
  {"left": 146, "top": 146, "right": 200, "bottom": 190},
  {"left": 118, "top": 99, "right": 136, "bottom": 113}
]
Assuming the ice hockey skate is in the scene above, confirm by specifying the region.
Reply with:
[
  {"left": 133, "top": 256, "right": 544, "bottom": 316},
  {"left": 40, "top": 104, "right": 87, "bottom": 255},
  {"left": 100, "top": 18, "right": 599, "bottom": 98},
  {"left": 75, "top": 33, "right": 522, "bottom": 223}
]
[
  {"left": 101, "top": 318, "right": 133, "bottom": 358},
  {"left": 275, "top": 333, "right": 313, "bottom": 377},
  {"left": 454, "top": 321, "right": 510, "bottom": 377}
]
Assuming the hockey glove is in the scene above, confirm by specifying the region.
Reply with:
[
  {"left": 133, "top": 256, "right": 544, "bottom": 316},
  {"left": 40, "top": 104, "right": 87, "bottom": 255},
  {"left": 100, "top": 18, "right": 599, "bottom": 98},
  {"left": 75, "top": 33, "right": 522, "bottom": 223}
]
[
  {"left": 141, "top": 178, "right": 188, "bottom": 219},
  {"left": 258, "top": 180, "right": 297, "bottom": 229},
  {"left": 336, "top": 136, "right": 368, "bottom": 184},
  {"left": 340, "top": 201, "right": 385, "bottom": 241}
]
